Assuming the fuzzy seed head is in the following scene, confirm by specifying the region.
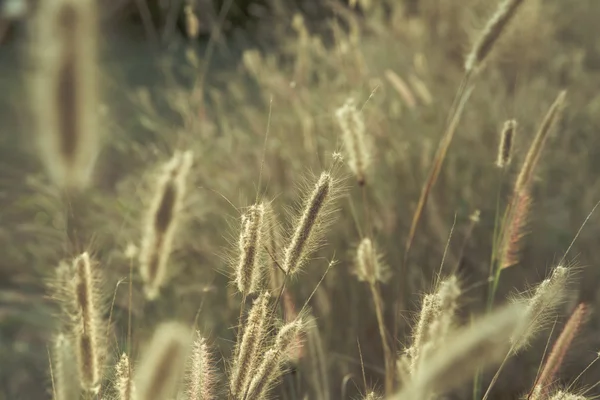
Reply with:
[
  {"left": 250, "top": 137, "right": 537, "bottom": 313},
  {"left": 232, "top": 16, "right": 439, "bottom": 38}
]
[
  {"left": 405, "top": 304, "right": 527, "bottom": 398},
  {"left": 283, "top": 172, "right": 332, "bottom": 275},
  {"left": 135, "top": 322, "right": 191, "bottom": 400},
  {"left": 514, "top": 91, "right": 567, "bottom": 194},
  {"left": 548, "top": 391, "right": 587, "bottom": 400},
  {"left": 407, "top": 276, "right": 460, "bottom": 375},
  {"left": 355, "top": 238, "right": 390, "bottom": 284},
  {"left": 465, "top": 0, "right": 526, "bottom": 73},
  {"left": 500, "top": 188, "right": 532, "bottom": 270},
  {"left": 139, "top": 150, "right": 193, "bottom": 300},
  {"left": 511, "top": 265, "right": 569, "bottom": 351},
  {"left": 496, "top": 119, "right": 517, "bottom": 168},
  {"left": 533, "top": 303, "right": 587, "bottom": 399},
  {"left": 230, "top": 292, "right": 271, "bottom": 398},
  {"left": 336, "top": 98, "right": 371, "bottom": 185},
  {"left": 116, "top": 353, "right": 135, "bottom": 400},
  {"left": 52, "top": 334, "right": 78, "bottom": 400},
  {"left": 364, "top": 392, "right": 383, "bottom": 400},
  {"left": 235, "top": 203, "right": 266, "bottom": 295},
  {"left": 427, "top": 276, "right": 461, "bottom": 346},
  {"left": 70, "top": 253, "right": 104, "bottom": 393},
  {"left": 187, "top": 333, "right": 216, "bottom": 400},
  {"left": 31, "top": 0, "right": 100, "bottom": 189}
]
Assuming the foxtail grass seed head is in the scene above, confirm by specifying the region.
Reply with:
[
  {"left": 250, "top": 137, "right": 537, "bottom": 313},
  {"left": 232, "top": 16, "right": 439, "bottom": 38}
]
[
  {"left": 336, "top": 98, "right": 371, "bottom": 185},
  {"left": 235, "top": 203, "right": 265, "bottom": 294},
  {"left": 511, "top": 265, "right": 569, "bottom": 351},
  {"left": 116, "top": 353, "right": 135, "bottom": 400},
  {"left": 407, "top": 293, "right": 439, "bottom": 375},
  {"left": 70, "top": 252, "right": 104, "bottom": 393},
  {"left": 265, "top": 205, "right": 284, "bottom": 292},
  {"left": 274, "top": 319, "right": 304, "bottom": 355},
  {"left": 52, "top": 334, "right": 77, "bottom": 400},
  {"left": 496, "top": 119, "right": 517, "bottom": 168},
  {"left": 533, "top": 303, "right": 588, "bottom": 399},
  {"left": 407, "top": 276, "right": 460, "bottom": 375},
  {"left": 31, "top": 0, "right": 100, "bottom": 189},
  {"left": 283, "top": 172, "right": 333, "bottom": 275},
  {"left": 187, "top": 332, "right": 216, "bottom": 400},
  {"left": 230, "top": 292, "right": 271, "bottom": 398},
  {"left": 465, "top": 0, "right": 525, "bottom": 73},
  {"left": 184, "top": 5, "right": 200, "bottom": 39},
  {"left": 139, "top": 150, "right": 193, "bottom": 300},
  {"left": 548, "top": 391, "right": 587, "bottom": 400},
  {"left": 426, "top": 276, "right": 460, "bottom": 347},
  {"left": 246, "top": 319, "right": 305, "bottom": 399},
  {"left": 402, "top": 304, "right": 527, "bottom": 399},
  {"left": 355, "top": 238, "right": 390, "bottom": 285},
  {"left": 500, "top": 188, "right": 532, "bottom": 270},
  {"left": 364, "top": 392, "right": 384, "bottom": 400},
  {"left": 135, "top": 322, "right": 191, "bottom": 400},
  {"left": 515, "top": 91, "right": 567, "bottom": 194}
]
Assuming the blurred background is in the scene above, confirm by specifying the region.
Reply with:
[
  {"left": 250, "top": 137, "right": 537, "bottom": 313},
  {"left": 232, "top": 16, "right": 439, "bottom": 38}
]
[{"left": 1, "top": 0, "right": 600, "bottom": 399}]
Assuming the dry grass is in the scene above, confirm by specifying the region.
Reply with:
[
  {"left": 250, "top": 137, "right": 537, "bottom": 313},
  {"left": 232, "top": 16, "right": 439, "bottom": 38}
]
[{"left": 2, "top": 0, "right": 600, "bottom": 399}]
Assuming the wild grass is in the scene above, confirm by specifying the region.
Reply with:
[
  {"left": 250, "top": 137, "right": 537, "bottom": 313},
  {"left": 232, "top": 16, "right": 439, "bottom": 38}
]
[{"left": 2, "top": 0, "right": 600, "bottom": 399}]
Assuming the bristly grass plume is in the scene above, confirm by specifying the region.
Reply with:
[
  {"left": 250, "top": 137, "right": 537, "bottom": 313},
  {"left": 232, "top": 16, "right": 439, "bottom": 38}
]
[
  {"left": 30, "top": 0, "right": 100, "bottom": 189},
  {"left": 135, "top": 322, "right": 191, "bottom": 400},
  {"left": 283, "top": 172, "right": 339, "bottom": 275},
  {"left": 139, "top": 150, "right": 193, "bottom": 300}
]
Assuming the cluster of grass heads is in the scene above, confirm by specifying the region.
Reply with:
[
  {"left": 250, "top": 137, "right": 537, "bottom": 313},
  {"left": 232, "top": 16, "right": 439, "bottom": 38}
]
[{"left": 3, "top": 0, "right": 600, "bottom": 398}]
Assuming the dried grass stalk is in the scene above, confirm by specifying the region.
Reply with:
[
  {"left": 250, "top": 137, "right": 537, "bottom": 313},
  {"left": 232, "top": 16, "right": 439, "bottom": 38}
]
[{"left": 139, "top": 150, "right": 193, "bottom": 300}]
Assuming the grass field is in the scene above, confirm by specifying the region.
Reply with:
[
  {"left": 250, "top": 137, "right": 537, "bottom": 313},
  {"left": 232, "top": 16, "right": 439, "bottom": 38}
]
[{"left": 2, "top": 0, "right": 600, "bottom": 399}]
